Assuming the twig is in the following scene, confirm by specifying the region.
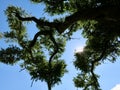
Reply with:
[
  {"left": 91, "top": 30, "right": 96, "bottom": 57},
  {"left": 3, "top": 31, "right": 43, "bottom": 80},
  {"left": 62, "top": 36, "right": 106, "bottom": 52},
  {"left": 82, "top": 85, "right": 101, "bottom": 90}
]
[
  {"left": 19, "top": 67, "right": 26, "bottom": 72},
  {"left": 31, "top": 79, "right": 35, "bottom": 87}
]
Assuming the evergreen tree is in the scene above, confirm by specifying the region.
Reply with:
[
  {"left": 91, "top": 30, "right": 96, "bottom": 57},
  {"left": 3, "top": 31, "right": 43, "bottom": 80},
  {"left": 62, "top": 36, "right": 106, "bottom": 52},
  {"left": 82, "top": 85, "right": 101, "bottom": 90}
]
[{"left": 0, "top": 0, "right": 120, "bottom": 90}]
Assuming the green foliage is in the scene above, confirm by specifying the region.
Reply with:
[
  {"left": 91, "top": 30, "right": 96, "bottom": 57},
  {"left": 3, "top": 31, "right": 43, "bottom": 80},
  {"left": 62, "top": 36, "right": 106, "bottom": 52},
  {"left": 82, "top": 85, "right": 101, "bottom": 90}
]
[
  {"left": 30, "top": 0, "right": 120, "bottom": 15},
  {"left": 73, "top": 73, "right": 100, "bottom": 90},
  {"left": 5, "top": 6, "right": 27, "bottom": 42},
  {"left": 0, "top": 45, "right": 21, "bottom": 65},
  {"left": 82, "top": 20, "right": 120, "bottom": 62},
  {"left": 1, "top": 0, "right": 120, "bottom": 90},
  {"left": 74, "top": 52, "right": 90, "bottom": 73},
  {"left": 28, "top": 60, "right": 67, "bottom": 87},
  {"left": 74, "top": 46, "right": 101, "bottom": 89},
  {"left": 73, "top": 19, "right": 120, "bottom": 89},
  {"left": 1, "top": 5, "right": 67, "bottom": 90}
]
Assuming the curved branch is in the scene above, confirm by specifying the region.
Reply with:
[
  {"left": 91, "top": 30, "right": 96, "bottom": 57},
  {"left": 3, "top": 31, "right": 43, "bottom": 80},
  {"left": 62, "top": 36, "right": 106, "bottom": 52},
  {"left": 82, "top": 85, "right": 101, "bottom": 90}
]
[
  {"left": 90, "top": 53, "right": 105, "bottom": 89},
  {"left": 90, "top": 40, "right": 109, "bottom": 89},
  {"left": 15, "top": 13, "right": 58, "bottom": 31},
  {"left": 29, "top": 29, "right": 59, "bottom": 64},
  {"left": 15, "top": 6, "right": 120, "bottom": 34},
  {"left": 91, "top": 62, "right": 99, "bottom": 89},
  {"left": 29, "top": 31, "right": 49, "bottom": 47},
  {"left": 49, "top": 34, "right": 59, "bottom": 64},
  {"left": 15, "top": 13, "right": 39, "bottom": 23}
]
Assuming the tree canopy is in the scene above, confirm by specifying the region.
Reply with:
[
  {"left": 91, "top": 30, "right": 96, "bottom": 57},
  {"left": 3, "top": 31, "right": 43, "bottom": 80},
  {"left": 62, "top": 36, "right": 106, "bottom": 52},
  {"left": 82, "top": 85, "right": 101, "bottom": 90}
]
[{"left": 0, "top": 0, "right": 120, "bottom": 90}]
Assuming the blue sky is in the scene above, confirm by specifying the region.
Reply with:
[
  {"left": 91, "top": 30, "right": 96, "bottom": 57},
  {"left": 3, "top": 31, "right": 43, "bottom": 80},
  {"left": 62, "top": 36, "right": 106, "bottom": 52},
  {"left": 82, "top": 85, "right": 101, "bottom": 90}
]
[{"left": 0, "top": 0, "right": 120, "bottom": 90}]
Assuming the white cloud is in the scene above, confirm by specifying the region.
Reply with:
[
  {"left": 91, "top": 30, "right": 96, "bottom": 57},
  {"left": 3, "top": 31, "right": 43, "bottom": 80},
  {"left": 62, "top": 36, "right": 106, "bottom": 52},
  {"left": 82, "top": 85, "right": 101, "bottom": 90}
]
[{"left": 111, "top": 84, "right": 120, "bottom": 90}]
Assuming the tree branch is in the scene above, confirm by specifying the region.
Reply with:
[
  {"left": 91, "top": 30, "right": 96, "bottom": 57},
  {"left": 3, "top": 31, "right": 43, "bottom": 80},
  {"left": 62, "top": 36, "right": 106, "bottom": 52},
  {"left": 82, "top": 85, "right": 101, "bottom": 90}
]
[
  {"left": 29, "top": 31, "right": 50, "bottom": 47},
  {"left": 89, "top": 40, "right": 109, "bottom": 89},
  {"left": 15, "top": 13, "right": 58, "bottom": 31},
  {"left": 60, "top": 6, "right": 120, "bottom": 33},
  {"left": 15, "top": 13, "right": 39, "bottom": 22},
  {"left": 29, "top": 29, "right": 59, "bottom": 65},
  {"left": 49, "top": 34, "right": 59, "bottom": 64},
  {"left": 16, "top": 6, "right": 120, "bottom": 34},
  {"left": 90, "top": 62, "right": 99, "bottom": 89}
]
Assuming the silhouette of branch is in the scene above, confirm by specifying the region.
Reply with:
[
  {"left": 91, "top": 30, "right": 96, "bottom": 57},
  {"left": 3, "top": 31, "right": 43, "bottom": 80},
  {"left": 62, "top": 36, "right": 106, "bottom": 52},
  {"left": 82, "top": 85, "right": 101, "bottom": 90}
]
[
  {"left": 29, "top": 31, "right": 49, "bottom": 47},
  {"left": 31, "top": 79, "right": 35, "bottom": 87},
  {"left": 15, "top": 13, "right": 39, "bottom": 22},
  {"left": 90, "top": 62, "right": 99, "bottom": 89},
  {"left": 49, "top": 34, "right": 59, "bottom": 64},
  {"left": 90, "top": 40, "right": 109, "bottom": 89},
  {"left": 19, "top": 67, "right": 26, "bottom": 72},
  {"left": 15, "top": 13, "right": 58, "bottom": 31},
  {"left": 29, "top": 29, "right": 59, "bottom": 64},
  {"left": 83, "top": 83, "right": 94, "bottom": 90},
  {"left": 15, "top": 6, "right": 119, "bottom": 34}
]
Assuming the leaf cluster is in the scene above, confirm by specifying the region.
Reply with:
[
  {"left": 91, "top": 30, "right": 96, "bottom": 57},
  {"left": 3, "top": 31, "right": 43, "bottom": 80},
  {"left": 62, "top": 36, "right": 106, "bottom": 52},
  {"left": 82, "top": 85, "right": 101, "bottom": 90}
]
[
  {"left": 73, "top": 73, "right": 101, "bottom": 90},
  {"left": 73, "top": 19, "right": 120, "bottom": 89},
  {"left": 28, "top": 60, "right": 67, "bottom": 87},
  {"left": 0, "top": 5, "right": 68, "bottom": 90},
  {"left": 0, "top": 45, "right": 21, "bottom": 65}
]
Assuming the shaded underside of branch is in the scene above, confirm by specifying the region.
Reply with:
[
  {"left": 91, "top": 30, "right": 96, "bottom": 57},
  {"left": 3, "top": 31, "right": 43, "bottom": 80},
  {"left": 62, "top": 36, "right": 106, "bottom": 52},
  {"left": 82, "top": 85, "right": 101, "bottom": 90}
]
[{"left": 16, "top": 6, "right": 120, "bottom": 34}]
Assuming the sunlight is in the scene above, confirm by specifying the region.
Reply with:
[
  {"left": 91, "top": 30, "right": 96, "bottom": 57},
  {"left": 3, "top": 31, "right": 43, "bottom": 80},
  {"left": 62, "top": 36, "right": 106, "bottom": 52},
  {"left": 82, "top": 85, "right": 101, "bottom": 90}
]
[{"left": 74, "top": 46, "right": 84, "bottom": 53}]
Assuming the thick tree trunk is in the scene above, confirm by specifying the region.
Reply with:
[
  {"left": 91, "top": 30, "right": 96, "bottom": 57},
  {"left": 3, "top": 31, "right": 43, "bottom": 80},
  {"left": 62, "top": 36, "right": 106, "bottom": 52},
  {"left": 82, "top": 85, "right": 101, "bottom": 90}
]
[{"left": 58, "top": 6, "right": 120, "bottom": 33}]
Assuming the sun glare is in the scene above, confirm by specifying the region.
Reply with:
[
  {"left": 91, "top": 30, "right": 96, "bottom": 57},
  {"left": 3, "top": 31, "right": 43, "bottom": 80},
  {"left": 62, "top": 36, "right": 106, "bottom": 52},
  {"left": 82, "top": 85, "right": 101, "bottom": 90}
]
[{"left": 75, "top": 46, "right": 84, "bottom": 53}]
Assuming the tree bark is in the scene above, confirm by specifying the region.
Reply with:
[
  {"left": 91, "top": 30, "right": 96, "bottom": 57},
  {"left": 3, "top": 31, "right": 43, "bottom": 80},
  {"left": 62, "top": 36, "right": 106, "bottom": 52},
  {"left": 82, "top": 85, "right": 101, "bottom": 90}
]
[
  {"left": 16, "top": 6, "right": 120, "bottom": 34},
  {"left": 58, "top": 6, "right": 120, "bottom": 33}
]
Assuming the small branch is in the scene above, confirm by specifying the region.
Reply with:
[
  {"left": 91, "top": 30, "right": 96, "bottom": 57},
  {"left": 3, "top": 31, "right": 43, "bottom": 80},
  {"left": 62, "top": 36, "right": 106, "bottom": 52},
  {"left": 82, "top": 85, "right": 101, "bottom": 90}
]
[
  {"left": 90, "top": 56, "right": 104, "bottom": 89},
  {"left": 89, "top": 40, "right": 109, "bottom": 89},
  {"left": 83, "top": 83, "right": 94, "bottom": 90},
  {"left": 15, "top": 13, "right": 59, "bottom": 32},
  {"left": 91, "top": 62, "right": 99, "bottom": 89},
  {"left": 49, "top": 34, "right": 59, "bottom": 64},
  {"left": 28, "top": 29, "right": 59, "bottom": 65},
  {"left": 29, "top": 31, "right": 49, "bottom": 47},
  {"left": 31, "top": 79, "right": 35, "bottom": 87},
  {"left": 15, "top": 13, "right": 39, "bottom": 23},
  {"left": 19, "top": 67, "right": 26, "bottom": 72}
]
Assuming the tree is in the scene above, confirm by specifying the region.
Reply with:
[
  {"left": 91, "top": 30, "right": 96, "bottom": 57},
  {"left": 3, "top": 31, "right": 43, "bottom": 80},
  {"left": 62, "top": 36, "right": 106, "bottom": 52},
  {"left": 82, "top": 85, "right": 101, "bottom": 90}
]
[{"left": 0, "top": 0, "right": 120, "bottom": 90}]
